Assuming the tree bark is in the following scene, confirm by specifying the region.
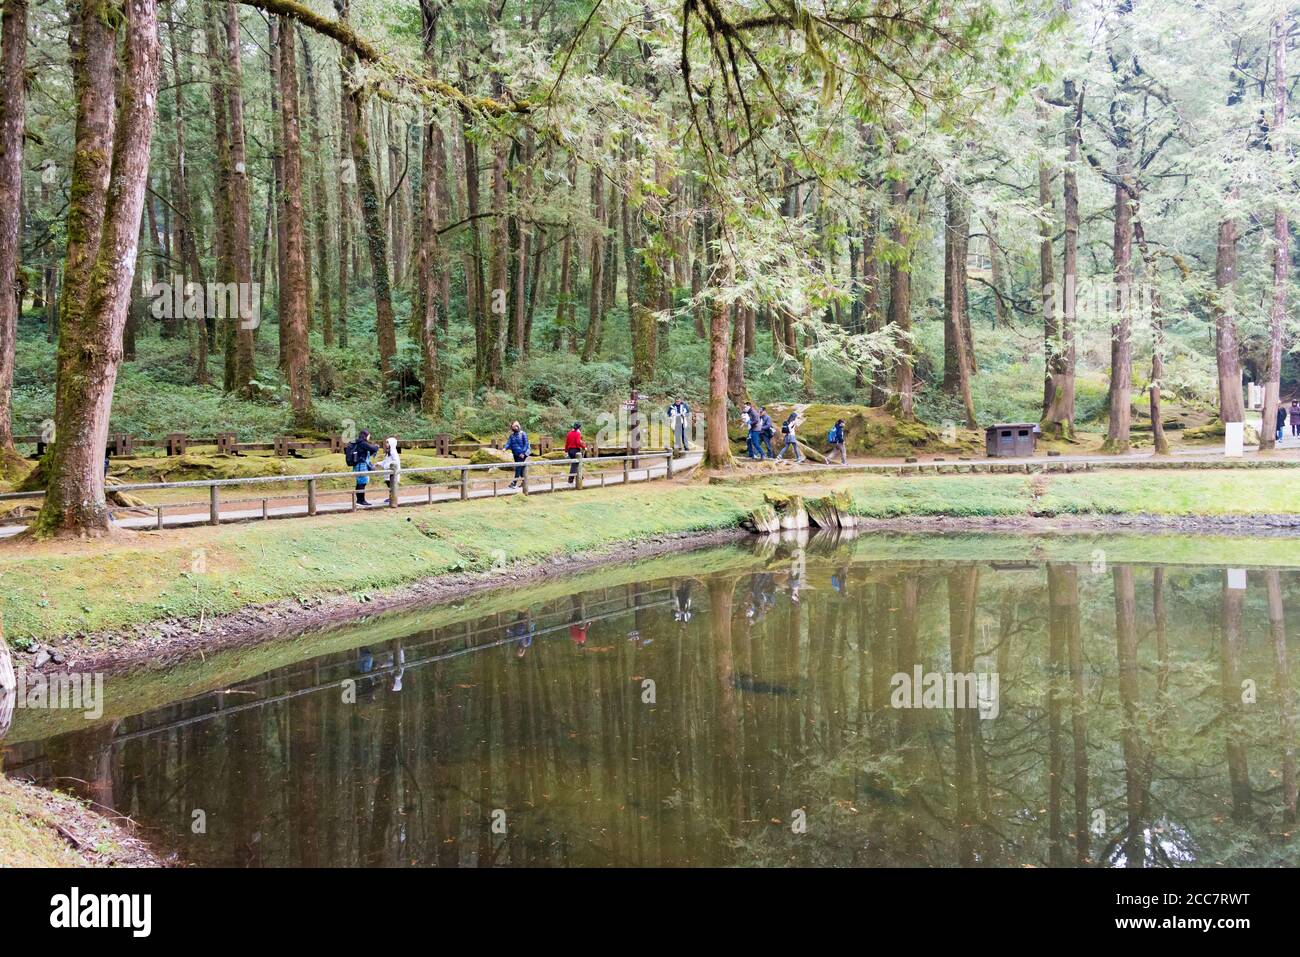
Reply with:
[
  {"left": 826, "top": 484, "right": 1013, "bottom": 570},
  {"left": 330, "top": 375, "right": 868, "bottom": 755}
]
[
  {"left": 887, "top": 154, "right": 913, "bottom": 420},
  {"left": 1043, "top": 81, "right": 1081, "bottom": 438},
  {"left": 35, "top": 0, "right": 161, "bottom": 537},
  {"left": 277, "top": 17, "right": 311, "bottom": 424},
  {"left": 225, "top": 1, "right": 256, "bottom": 387},
  {"left": 942, "top": 183, "right": 975, "bottom": 427},
  {"left": 0, "top": 0, "right": 28, "bottom": 464},
  {"left": 1261, "top": 16, "right": 1288, "bottom": 451},
  {"left": 301, "top": 36, "right": 333, "bottom": 348}
]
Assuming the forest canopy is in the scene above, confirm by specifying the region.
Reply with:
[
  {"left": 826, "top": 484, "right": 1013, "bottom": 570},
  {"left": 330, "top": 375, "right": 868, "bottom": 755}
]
[{"left": 0, "top": 0, "right": 1295, "bottom": 535}]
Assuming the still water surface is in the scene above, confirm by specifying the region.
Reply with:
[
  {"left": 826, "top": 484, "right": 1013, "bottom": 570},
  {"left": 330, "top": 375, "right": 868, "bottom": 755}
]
[{"left": 4, "top": 533, "right": 1299, "bottom": 866}]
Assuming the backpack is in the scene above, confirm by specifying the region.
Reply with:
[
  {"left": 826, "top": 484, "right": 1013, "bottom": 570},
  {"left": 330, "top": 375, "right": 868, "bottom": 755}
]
[
  {"left": 781, "top": 422, "right": 790, "bottom": 435},
  {"left": 344, "top": 441, "right": 359, "bottom": 467},
  {"left": 827, "top": 427, "right": 837, "bottom": 444}
]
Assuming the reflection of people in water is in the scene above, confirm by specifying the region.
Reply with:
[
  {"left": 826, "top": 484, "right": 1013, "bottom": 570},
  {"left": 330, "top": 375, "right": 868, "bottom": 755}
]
[
  {"left": 357, "top": 647, "right": 375, "bottom": 674},
  {"left": 747, "top": 573, "right": 778, "bottom": 620},
  {"left": 567, "top": 594, "right": 590, "bottom": 648},
  {"left": 831, "top": 566, "right": 848, "bottom": 596},
  {"left": 507, "top": 612, "right": 535, "bottom": 658},
  {"left": 391, "top": 644, "right": 406, "bottom": 692},
  {"left": 674, "top": 581, "right": 693, "bottom": 623}
]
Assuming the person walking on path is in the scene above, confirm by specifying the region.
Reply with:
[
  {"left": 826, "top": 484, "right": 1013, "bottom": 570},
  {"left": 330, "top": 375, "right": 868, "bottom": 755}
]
[
  {"left": 565, "top": 422, "right": 585, "bottom": 484},
  {"left": 377, "top": 436, "right": 401, "bottom": 505},
  {"left": 1277, "top": 405, "right": 1288, "bottom": 442},
  {"left": 758, "top": 407, "right": 776, "bottom": 459},
  {"left": 347, "top": 430, "right": 381, "bottom": 506},
  {"left": 668, "top": 397, "right": 691, "bottom": 451},
  {"left": 741, "top": 403, "right": 760, "bottom": 459},
  {"left": 1289, "top": 400, "right": 1300, "bottom": 438},
  {"left": 776, "top": 410, "right": 804, "bottom": 462},
  {"left": 505, "top": 421, "right": 531, "bottom": 489},
  {"left": 825, "top": 419, "right": 847, "bottom": 464}
]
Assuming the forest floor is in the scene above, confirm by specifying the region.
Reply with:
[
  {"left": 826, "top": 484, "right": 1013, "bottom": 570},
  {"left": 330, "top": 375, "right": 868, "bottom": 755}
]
[
  {"left": 0, "top": 775, "right": 166, "bottom": 867},
  {"left": 6, "top": 461, "right": 1300, "bottom": 661}
]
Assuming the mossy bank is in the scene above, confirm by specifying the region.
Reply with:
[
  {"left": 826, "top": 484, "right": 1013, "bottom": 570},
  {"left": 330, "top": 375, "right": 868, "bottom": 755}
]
[{"left": 7, "top": 466, "right": 1300, "bottom": 659}]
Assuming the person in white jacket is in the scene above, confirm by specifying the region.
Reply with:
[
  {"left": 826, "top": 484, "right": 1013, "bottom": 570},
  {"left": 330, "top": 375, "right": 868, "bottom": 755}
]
[{"left": 378, "top": 437, "right": 400, "bottom": 504}]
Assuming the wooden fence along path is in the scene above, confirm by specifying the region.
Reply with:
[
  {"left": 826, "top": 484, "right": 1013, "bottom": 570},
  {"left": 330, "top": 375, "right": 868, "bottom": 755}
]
[{"left": 0, "top": 450, "right": 699, "bottom": 537}]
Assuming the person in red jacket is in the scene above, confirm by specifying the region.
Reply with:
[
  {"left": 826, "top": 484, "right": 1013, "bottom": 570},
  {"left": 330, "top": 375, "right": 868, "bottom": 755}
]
[{"left": 565, "top": 422, "right": 585, "bottom": 484}]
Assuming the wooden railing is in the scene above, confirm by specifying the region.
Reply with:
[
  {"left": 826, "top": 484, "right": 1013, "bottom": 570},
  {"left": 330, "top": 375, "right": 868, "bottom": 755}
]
[{"left": 0, "top": 451, "right": 680, "bottom": 530}]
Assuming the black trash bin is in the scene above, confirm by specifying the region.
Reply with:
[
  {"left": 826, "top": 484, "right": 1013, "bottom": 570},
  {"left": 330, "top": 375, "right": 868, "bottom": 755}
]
[{"left": 985, "top": 423, "right": 1037, "bottom": 458}]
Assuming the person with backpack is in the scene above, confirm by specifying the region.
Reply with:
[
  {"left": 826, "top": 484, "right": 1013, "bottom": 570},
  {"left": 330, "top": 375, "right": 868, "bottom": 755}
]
[
  {"left": 1278, "top": 404, "right": 1289, "bottom": 442},
  {"left": 668, "top": 397, "right": 691, "bottom": 451},
  {"left": 775, "top": 410, "right": 804, "bottom": 462},
  {"left": 505, "top": 421, "right": 530, "bottom": 489},
  {"left": 758, "top": 407, "right": 776, "bottom": 459},
  {"left": 565, "top": 422, "right": 585, "bottom": 484},
  {"left": 825, "top": 419, "right": 847, "bottom": 464},
  {"left": 346, "top": 430, "right": 381, "bottom": 506}
]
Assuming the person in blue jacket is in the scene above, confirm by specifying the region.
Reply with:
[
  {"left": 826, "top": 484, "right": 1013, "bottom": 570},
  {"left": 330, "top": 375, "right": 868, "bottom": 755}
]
[
  {"left": 668, "top": 397, "right": 691, "bottom": 451},
  {"left": 825, "top": 418, "right": 847, "bottom": 464},
  {"left": 505, "top": 421, "right": 530, "bottom": 489},
  {"left": 349, "top": 430, "right": 381, "bottom": 506}
]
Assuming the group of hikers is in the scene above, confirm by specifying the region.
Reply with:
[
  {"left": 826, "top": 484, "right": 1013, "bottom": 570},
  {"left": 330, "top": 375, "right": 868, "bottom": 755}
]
[
  {"left": 1275, "top": 400, "right": 1300, "bottom": 441},
  {"left": 738, "top": 402, "right": 847, "bottom": 465},
  {"left": 341, "top": 396, "right": 847, "bottom": 505}
]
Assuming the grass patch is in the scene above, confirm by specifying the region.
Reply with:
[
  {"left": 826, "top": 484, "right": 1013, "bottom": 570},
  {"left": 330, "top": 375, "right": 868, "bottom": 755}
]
[{"left": 7, "top": 467, "right": 1300, "bottom": 646}]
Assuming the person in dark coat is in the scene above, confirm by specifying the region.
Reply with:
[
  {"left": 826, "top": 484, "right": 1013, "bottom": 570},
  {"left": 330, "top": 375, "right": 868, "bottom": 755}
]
[
  {"left": 1289, "top": 400, "right": 1300, "bottom": 437},
  {"left": 350, "top": 430, "right": 381, "bottom": 506},
  {"left": 1277, "top": 405, "right": 1288, "bottom": 442},
  {"left": 505, "top": 421, "right": 530, "bottom": 489}
]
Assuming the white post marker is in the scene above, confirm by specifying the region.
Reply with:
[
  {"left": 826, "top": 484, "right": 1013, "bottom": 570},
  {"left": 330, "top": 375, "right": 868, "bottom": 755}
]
[
  {"left": 1226, "top": 568, "right": 1248, "bottom": 590},
  {"left": 1224, "top": 421, "right": 1244, "bottom": 458}
]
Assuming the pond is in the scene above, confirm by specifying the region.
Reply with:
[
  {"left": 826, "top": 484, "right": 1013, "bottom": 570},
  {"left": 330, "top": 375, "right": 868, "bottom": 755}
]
[{"left": 3, "top": 532, "right": 1298, "bottom": 867}]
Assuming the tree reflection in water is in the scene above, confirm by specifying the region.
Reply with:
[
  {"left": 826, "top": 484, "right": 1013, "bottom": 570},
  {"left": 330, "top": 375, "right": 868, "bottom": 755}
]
[{"left": 4, "top": 535, "right": 1300, "bottom": 867}]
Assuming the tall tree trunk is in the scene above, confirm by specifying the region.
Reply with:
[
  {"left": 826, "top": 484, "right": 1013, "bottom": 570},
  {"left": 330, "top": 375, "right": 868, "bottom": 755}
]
[
  {"left": 35, "top": 0, "right": 161, "bottom": 538},
  {"left": 1044, "top": 82, "right": 1081, "bottom": 438},
  {"left": 301, "top": 37, "right": 333, "bottom": 348},
  {"left": 166, "top": 15, "right": 208, "bottom": 385},
  {"left": 887, "top": 154, "right": 913, "bottom": 420},
  {"left": 224, "top": 1, "right": 255, "bottom": 388},
  {"left": 582, "top": 162, "right": 606, "bottom": 362},
  {"left": 334, "top": 0, "right": 351, "bottom": 348},
  {"left": 1036, "top": 104, "right": 1057, "bottom": 416},
  {"left": 942, "top": 183, "right": 975, "bottom": 428},
  {"left": 349, "top": 92, "right": 397, "bottom": 387},
  {"left": 0, "top": 0, "right": 28, "bottom": 466},
  {"left": 1261, "top": 16, "right": 1288, "bottom": 451},
  {"left": 415, "top": 0, "right": 441, "bottom": 415},
  {"left": 277, "top": 17, "right": 311, "bottom": 425},
  {"left": 1103, "top": 161, "right": 1135, "bottom": 453},
  {"left": 704, "top": 240, "right": 733, "bottom": 468}
]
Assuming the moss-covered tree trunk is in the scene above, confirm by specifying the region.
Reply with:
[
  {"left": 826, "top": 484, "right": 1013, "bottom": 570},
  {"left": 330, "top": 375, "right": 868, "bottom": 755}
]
[
  {"left": 415, "top": 0, "right": 441, "bottom": 415},
  {"left": 1043, "top": 80, "right": 1081, "bottom": 438},
  {"left": 277, "top": 17, "right": 312, "bottom": 425},
  {"left": 0, "top": 0, "right": 28, "bottom": 469},
  {"left": 224, "top": 0, "right": 256, "bottom": 387},
  {"left": 35, "top": 0, "right": 160, "bottom": 537},
  {"left": 349, "top": 90, "right": 397, "bottom": 388},
  {"left": 301, "top": 36, "right": 333, "bottom": 349},
  {"left": 705, "top": 238, "right": 733, "bottom": 469},
  {"left": 887, "top": 158, "right": 914, "bottom": 420}
]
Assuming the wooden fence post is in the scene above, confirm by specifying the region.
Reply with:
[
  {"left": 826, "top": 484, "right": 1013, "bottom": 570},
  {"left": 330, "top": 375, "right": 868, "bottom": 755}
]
[
  {"left": 209, "top": 486, "right": 220, "bottom": 525},
  {"left": 307, "top": 479, "right": 317, "bottom": 516},
  {"left": 665, "top": 449, "right": 674, "bottom": 480},
  {"left": 460, "top": 469, "right": 468, "bottom": 500},
  {"left": 389, "top": 470, "right": 399, "bottom": 508},
  {"left": 522, "top": 464, "right": 530, "bottom": 495}
]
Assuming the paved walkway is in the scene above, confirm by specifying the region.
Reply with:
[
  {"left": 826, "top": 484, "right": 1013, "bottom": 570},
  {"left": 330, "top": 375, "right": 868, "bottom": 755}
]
[{"left": 0, "top": 452, "right": 704, "bottom": 538}]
